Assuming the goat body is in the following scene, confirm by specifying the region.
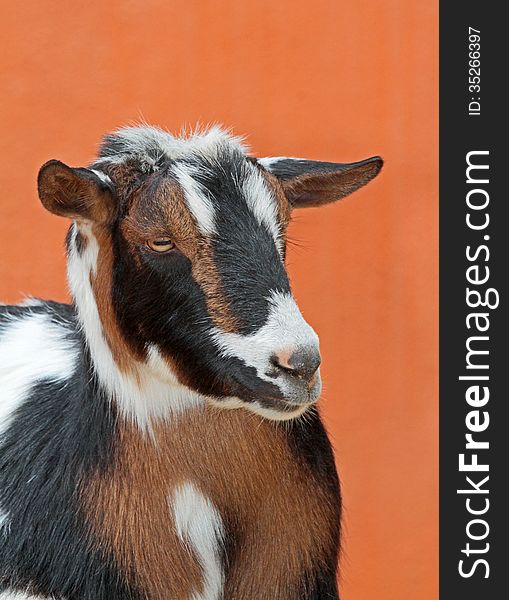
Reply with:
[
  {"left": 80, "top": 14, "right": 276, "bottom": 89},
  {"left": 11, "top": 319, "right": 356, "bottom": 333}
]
[
  {"left": 0, "top": 301, "right": 339, "bottom": 599},
  {"left": 1, "top": 125, "right": 383, "bottom": 599}
]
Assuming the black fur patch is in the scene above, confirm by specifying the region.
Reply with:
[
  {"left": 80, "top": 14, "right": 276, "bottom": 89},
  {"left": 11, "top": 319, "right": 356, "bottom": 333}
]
[
  {"left": 188, "top": 150, "right": 290, "bottom": 334},
  {"left": 303, "top": 570, "right": 341, "bottom": 600},
  {"left": 287, "top": 409, "right": 341, "bottom": 597},
  {"left": 287, "top": 408, "right": 341, "bottom": 506},
  {"left": 260, "top": 157, "right": 369, "bottom": 181}
]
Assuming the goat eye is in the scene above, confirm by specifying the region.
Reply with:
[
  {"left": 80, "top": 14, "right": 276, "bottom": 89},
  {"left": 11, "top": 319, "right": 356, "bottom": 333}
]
[{"left": 146, "top": 238, "right": 175, "bottom": 253}]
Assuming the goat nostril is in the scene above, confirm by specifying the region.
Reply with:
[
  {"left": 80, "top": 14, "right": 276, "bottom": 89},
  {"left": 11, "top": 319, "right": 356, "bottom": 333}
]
[{"left": 272, "top": 348, "right": 321, "bottom": 383}]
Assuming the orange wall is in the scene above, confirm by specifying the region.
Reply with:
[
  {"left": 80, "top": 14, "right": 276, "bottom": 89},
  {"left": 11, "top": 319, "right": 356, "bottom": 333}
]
[{"left": 0, "top": 1, "right": 437, "bottom": 598}]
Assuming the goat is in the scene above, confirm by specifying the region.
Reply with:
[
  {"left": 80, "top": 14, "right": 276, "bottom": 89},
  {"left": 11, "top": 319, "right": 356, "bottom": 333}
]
[{"left": 0, "top": 125, "right": 382, "bottom": 600}]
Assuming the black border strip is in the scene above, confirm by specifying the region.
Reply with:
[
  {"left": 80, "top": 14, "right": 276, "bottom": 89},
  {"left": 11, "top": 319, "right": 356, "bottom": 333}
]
[{"left": 440, "top": 3, "right": 507, "bottom": 598}]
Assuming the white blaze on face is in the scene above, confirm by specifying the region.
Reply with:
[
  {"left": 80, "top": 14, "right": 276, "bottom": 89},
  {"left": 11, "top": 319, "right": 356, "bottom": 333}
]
[
  {"left": 171, "top": 482, "right": 224, "bottom": 600},
  {"left": 172, "top": 157, "right": 282, "bottom": 251},
  {"left": 211, "top": 290, "right": 320, "bottom": 395},
  {"left": 242, "top": 164, "right": 282, "bottom": 252},
  {"left": 171, "top": 162, "right": 217, "bottom": 236}
]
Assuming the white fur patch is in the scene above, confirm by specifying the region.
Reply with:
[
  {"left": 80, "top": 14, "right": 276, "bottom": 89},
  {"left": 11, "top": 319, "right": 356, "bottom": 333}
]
[
  {"left": 0, "top": 312, "right": 78, "bottom": 437},
  {"left": 172, "top": 162, "right": 216, "bottom": 235},
  {"left": 211, "top": 291, "right": 319, "bottom": 399},
  {"left": 67, "top": 223, "right": 204, "bottom": 432},
  {"left": 0, "top": 509, "right": 9, "bottom": 535},
  {"left": 243, "top": 163, "right": 282, "bottom": 251},
  {"left": 246, "top": 401, "right": 310, "bottom": 422},
  {"left": 89, "top": 168, "right": 113, "bottom": 186},
  {"left": 171, "top": 482, "right": 224, "bottom": 600}
]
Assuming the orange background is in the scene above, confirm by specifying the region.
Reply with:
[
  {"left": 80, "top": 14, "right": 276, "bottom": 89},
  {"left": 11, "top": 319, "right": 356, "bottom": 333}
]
[{"left": 0, "top": 1, "right": 437, "bottom": 598}]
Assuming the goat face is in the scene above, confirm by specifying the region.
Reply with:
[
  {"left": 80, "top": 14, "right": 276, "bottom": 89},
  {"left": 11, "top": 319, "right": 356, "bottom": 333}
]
[{"left": 37, "top": 126, "right": 382, "bottom": 421}]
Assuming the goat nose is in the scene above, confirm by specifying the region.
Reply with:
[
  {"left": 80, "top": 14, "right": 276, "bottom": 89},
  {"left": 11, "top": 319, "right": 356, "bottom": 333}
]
[{"left": 272, "top": 347, "right": 321, "bottom": 384}]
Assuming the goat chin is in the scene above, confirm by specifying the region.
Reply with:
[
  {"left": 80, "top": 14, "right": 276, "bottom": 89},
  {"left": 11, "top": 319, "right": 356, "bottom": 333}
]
[{"left": 206, "top": 394, "right": 316, "bottom": 421}]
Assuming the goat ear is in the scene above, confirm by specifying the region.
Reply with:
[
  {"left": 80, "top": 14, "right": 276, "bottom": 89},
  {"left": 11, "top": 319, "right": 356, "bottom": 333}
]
[
  {"left": 38, "top": 160, "right": 115, "bottom": 222},
  {"left": 259, "top": 156, "right": 383, "bottom": 208}
]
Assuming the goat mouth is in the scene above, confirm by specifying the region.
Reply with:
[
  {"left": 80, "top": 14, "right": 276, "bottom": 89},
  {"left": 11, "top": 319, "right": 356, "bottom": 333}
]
[
  {"left": 236, "top": 383, "right": 320, "bottom": 420},
  {"left": 228, "top": 369, "right": 321, "bottom": 402},
  {"left": 214, "top": 368, "right": 321, "bottom": 420}
]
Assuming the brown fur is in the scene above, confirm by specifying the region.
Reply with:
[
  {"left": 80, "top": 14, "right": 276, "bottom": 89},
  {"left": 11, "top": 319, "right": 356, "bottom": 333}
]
[
  {"left": 192, "top": 238, "right": 240, "bottom": 334},
  {"left": 280, "top": 160, "right": 382, "bottom": 208},
  {"left": 87, "top": 224, "right": 142, "bottom": 377},
  {"left": 38, "top": 160, "right": 115, "bottom": 223},
  {"left": 83, "top": 406, "right": 337, "bottom": 600}
]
